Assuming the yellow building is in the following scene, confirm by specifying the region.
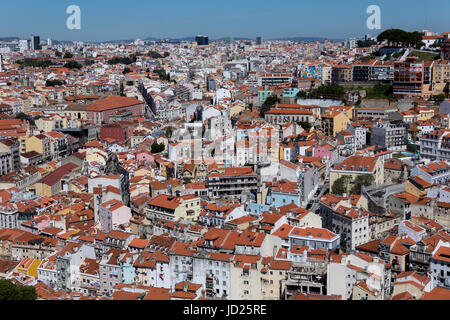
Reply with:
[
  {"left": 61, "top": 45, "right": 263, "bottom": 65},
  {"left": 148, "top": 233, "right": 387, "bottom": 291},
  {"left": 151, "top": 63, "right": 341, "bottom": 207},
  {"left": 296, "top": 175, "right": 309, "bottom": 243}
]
[
  {"left": 328, "top": 105, "right": 354, "bottom": 121},
  {"left": 229, "top": 100, "right": 246, "bottom": 118},
  {"left": 35, "top": 118, "right": 55, "bottom": 132},
  {"left": 415, "top": 107, "right": 434, "bottom": 122},
  {"left": 85, "top": 148, "right": 108, "bottom": 165},
  {"left": 16, "top": 257, "right": 42, "bottom": 278},
  {"left": 34, "top": 162, "right": 80, "bottom": 197},
  {"left": 260, "top": 259, "right": 291, "bottom": 300},
  {"left": 230, "top": 255, "right": 263, "bottom": 300},
  {"left": 146, "top": 194, "right": 201, "bottom": 222},
  {"left": 353, "top": 281, "right": 381, "bottom": 300},
  {"left": 25, "top": 134, "right": 51, "bottom": 160},
  {"left": 134, "top": 168, "right": 153, "bottom": 177},
  {"left": 405, "top": 175, "right": 435, "bottom": 197},
  {"left": 330, "top": 156, "right": 384, "bottom": 188},
  {"left": 322, "top": 111, "right": 350, "bottom": 137},
  {"left": 432, "top": 60, "right": 450, "bottom": 83}
]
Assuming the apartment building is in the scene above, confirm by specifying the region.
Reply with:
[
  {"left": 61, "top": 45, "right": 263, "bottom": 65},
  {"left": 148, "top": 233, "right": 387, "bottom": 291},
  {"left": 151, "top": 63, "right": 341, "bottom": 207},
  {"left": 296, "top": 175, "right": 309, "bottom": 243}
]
[
  {"left": 370, "top": 121, "right": 407, "bottom": 151},
  {"left": 420, "top": 129, "right": 450, "bottom": 161},
  {"left": 265, "top": 108, "right": 315, "bottom": 125},
  {"left": 319, "top": 201, "right": 370, "bottom": 251},
  {"left": 322, "top": 111, "right": 351, "bottom": 137},
  {"left": 430, "top": 242, "right": 450, "bottom": 289},
  {"left": 393, "top": 57, "right": 424, "bottom": 98},
  {"left": 146, "top": 194, "right": 201, "bottom": 222},
  {"left": 0, "top": 138, "right": 20, "bottom": 173},
  {"left": 330, "top": 156, "right": 384, "bottom": 187},
  {"left": 411, "top": 161, "right": 450, "bottom": 185},
  {"left": 257, "top": 73, "right": 293, "bottom": 87},
  {"left": 207, "top": 167, "right": 258, "bottom": 201},
  {"left": 98, "top": 199, "right": 132, "bottom": 233},
  {"left": 288, "top": 227, "right": 340, "bottom": 250}
]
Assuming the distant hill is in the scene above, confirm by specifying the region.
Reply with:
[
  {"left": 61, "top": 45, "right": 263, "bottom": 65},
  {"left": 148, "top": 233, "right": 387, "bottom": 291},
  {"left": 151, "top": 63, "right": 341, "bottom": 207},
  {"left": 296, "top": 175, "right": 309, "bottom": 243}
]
[
  {"left": 271, "top": 36, "right": 344, "bottom": 43},
  {"left": 0, "top": 37, "right": 20, "bottom": 42},
  {"left": 0, "top": 35, "right": 344, "bottom": 44}
]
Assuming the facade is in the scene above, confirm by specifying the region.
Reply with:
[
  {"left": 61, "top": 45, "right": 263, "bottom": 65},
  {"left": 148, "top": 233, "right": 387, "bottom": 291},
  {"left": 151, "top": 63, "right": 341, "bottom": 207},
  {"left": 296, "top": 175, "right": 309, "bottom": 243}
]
[
  {"left": 322, "top": 111, "right": 350, "bottom": 137},
  {"left": 98, "top": 200, "right": 132, "bottom": 233},
  {"left": 420, "top": 129, "right": 450, "bottom": 162},
  {"left": 207, "top": 167, "right": 258, "bottom": 201},
  {"left": 288, "top": 227, "right": 340, "bottom": 250},
  {"left": 86, "top": 96, "right": 144, "bottom": 126},
  {"left": 0, "top": 204, "right": 19, "bottom": 229},
  {"left": 370, "top": 122, "right": 407, "bottom": 151},
  {"left": 330, "top": 156, "right": 384, "bottom": 187},
  {"left": 265, "top": 109, "right": 315, "bottom": 125},
  {"left": 411, "top": 161, "right": 450, "bottom": 185},
  {"left": 319, "top": 203, "right": 370, "bottom": 251},
  {"left": 430, "top": 243, "right": 450, "bottom": 289},
  {"left": 146, "top": 194, "right": 201, "bottom": 222},
  {"left": 393, "top": 57, "right": 424, "bottom": 98}
]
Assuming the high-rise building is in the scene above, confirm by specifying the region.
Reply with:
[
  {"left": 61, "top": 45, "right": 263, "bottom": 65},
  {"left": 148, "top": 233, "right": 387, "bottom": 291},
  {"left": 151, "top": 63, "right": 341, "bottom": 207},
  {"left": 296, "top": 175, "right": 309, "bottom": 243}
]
[
  {"left": 18, "top": 40, "right": 30, "bottom": 52},
  {"left": 256, "top": 37, "right": 262, "bottom": 45},
  {"left": 31, "top": 35, "right": 41, "bottom": 50},
  {"left": 195, "top": 35, "right": 209, "bottom": 46},
  {"left": 393, "top": 57, "right": 424, "bottom": 98},
  {"left": 47, "top": 38, "right": 53, "bottom": 47},
  {"left": 441, "top": 40, "right": 450, "bottom": 60},
  {"left": 0, "top": 55, "right": 3, "bottom": 72}
]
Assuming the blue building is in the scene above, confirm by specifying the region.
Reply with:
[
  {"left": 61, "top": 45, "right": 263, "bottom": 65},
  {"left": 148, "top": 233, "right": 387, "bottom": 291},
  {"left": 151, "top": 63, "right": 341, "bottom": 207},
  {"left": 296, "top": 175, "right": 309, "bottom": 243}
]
[
  {"left": 120, "top": 253, "right": 138, "bottom": 284},
  {"left": 266, "top": 180, "right": 301, "bottom": 208}
]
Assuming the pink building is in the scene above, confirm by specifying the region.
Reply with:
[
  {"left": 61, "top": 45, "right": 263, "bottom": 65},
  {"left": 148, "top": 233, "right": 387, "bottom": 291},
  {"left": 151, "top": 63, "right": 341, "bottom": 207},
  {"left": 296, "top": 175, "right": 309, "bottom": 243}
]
[
  {"left": 313, "top": 145, "right": 334, "bottom": 161},
  {"left": 98, "top": 199, "right": 132, "bottom": 233},
  {"left": 136, "top": 152, "right": 155, "bottom": 163},
  {"left": 21, "top": 215, "right": 52, "bottom": 234}
]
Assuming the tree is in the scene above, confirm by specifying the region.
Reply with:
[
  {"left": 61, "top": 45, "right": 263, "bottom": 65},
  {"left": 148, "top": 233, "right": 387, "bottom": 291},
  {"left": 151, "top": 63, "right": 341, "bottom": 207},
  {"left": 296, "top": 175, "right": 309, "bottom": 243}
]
[
  {"left": 0, "top": 280, "right": 37, "bottom": 300},
  {"left": 311, "top": 84, "right": 345, "bottom": 99},
  {"left": 259, "top": 95, "right": 280, "bottom": 118},
  {"left": 163, "top": 52, "right": 170, "bottom": 58},
  {"left": 15, "top": 59, "right": 53, "bottom": 69},
  {"left": 151, "top": 142, "right": 165, "bottom": 154},
  {"left": 297, "top": 121, "right": 312, "bottom": 131},
  {"left": 165, "top": 126, "right": 173, "bottom": 139},
  {"left": 332, "top": 176, "right": 350, "bottom": 196},
  {"left": 297, "top": 91, "right": 308, "bottom": 99},
  {"left": 248, "top": 103, "right": 253, "bottom": 111},
  {"left": 431, "top": 94, "right": 446, "bottom": 102},
  {"left": 108, "top": 55, "right": 137, "bottom": 65},
  {"left": 15, "top": 113, "right": 35, "bottom": 126},
  {"left": 351, "top": 175, "right": 375, "bottom": 194},
  {"left": 153, "top": 68, "right": 170, "bottom": 81},
  {"left": 46, "top": 79, "right": 64, "bottom": 87},
  {"left": 63, "top": 61, "right": 82, "bottom": 69},
  {"left": 123, "top": 67, "right": 132, "bottom": 75},
  {"left": 357, "top": 40, "right": 377, "bottom": 48},
  {"left": 148, "top": 51, "right": 163, "bottom": 59},
  {"left": 377, "top": 29, "right": 424, "bottom": 48},
  {"left": 63, "top": 52, "right": 73, "bottom": 59}
]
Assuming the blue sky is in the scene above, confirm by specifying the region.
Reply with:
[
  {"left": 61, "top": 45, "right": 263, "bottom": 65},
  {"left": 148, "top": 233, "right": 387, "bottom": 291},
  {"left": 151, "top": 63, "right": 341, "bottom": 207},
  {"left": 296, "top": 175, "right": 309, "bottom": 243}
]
[{"left": 0, "top": 0, "right": 448, "bottom": 42}]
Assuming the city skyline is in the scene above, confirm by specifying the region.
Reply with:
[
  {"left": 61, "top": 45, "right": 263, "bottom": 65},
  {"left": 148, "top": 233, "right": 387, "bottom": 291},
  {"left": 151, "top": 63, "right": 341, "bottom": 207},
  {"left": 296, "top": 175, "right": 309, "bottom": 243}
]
[{"left": 0, "top": 0, "right": 448, "bottom": 42}]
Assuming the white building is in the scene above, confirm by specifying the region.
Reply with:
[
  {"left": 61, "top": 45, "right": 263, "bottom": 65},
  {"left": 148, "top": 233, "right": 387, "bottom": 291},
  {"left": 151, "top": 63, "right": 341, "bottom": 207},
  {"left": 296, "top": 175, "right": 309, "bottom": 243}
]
[{"left": 430, "top": 241, "right": 450, "bottom": 289}]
